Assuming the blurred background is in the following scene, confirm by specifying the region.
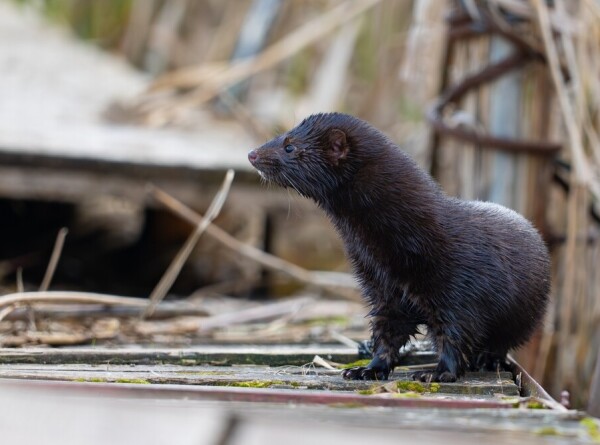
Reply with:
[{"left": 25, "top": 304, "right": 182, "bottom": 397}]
[{"left": 0, "top": 0, "right": 599, "bottom": 410}]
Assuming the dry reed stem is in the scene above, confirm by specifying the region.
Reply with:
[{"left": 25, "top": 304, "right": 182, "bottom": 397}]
[
  {"left": 142, "top": 0, "right": 384, "bottom": 124},
  {"left": 312, "top": 355, "right": 337, "bottom": 370},
  {"left": 147, "top": 185, "right": 358, "bottom": 292},
  {"left": 196, "top": 296, "right": 312, "bottom": 332},
  {"left": 491, "top": 0, "right": 577, "bottom": 33},
  {"left": 531, "top": 0, "right": 599, "bottom": 396},
  {"left": 142, "top": 169, "right": 235, "bottom": 319},
  {"left": 39, "top": 227, "right": 68, "bottom": 292},
  {"left": 0, "top": 291, "right": 154, "bottom": 322},
  {"left": 148, "top": 62, "right": 228, "bottom": 91},
  {"left": 531, "top": 0, "right": 589, "bottom": 183},
  {"left": 16, "top": 268, "right": 24, "bottom": 293}
]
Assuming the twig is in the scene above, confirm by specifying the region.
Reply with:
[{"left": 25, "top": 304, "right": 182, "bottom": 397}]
[
  {"left": 312, "top": 355, "right": 337, "bottom": 370},
  {"left": 0, "top": 304, "right": 19, "bottom": 323},
  {"left": 0, "top": 291, "right": 154, "bottom": 322},
  {"left": 142, "top": 169, "right": 235, "bottom": 319},
  {"left": 16, "top": 268, "right": 24, "bottom": 293},
  {"left": 147, "top": 185, "right": 358, "bottom": 291},
  {"left": 39, "top": 227, "right": 68, "bottom": 292},
  {"left": 16, "top": 268, "right": 36, "bottom": 330},
  {"left": 196, "top": 296, "right": 313, "bottom": 332}
]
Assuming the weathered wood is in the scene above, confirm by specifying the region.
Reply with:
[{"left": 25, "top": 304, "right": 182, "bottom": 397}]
[
  {"left": 0, "top": 378, "right": 596, "bottom": 445},
  {"left": 0, "top": 363, "right": 519, "bottom": 396},
  {"left": 0, "top": 1, "right": 257, "bottom": 205},
  {"left": 0, "top": 345, "right": 359, "bottom": 366}
]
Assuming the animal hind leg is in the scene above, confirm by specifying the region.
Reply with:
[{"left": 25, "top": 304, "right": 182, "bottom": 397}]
[
  {"left": 413, "top": 327, "right": 470, "bottom": 383},
  {"left": 471, "top": 349, "right": 510, "bottom": 372},
  {"left": 343, "top": 309, "right": 423, "bottom": 381}
]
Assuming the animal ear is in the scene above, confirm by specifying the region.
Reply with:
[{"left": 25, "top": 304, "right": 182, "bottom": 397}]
[{"left": 328, "top": 129, "right": 348, "bottom": 165}]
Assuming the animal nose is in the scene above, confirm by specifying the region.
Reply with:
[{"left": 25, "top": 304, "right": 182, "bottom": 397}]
[{"left": 248, "top": 150, "right": 258, "bottom": 163}]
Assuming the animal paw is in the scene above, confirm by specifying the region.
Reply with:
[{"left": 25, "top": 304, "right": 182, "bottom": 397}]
[
  {"left": 412, "top": 370, "right": 457, "bottom": 383},
  {"left": 342, "top": 366, "right": 390, "bottom": 381}
]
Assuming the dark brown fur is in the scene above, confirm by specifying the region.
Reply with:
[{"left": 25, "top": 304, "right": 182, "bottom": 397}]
[{"left": 248, "top": 113, "right": 550, "bottom": 382}]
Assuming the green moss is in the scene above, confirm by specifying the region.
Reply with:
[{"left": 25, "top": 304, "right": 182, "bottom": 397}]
[
  {"left": 226, "top": 380, "right": 284, "bottom": 388},
  {"left": 75, "top": 377, "right": 150, "bottom": 384},
  {"left": 114, "top": 378, "right": 150, "bottom": 385},
  {"left": 328, "top": 402, "right": 365, "bottom": 409},
  {"left": 289, "top": 381, "right": 301, "bottom": 388},
  {"left": 581, "top": 417, "right": 600, "bottom": 443},
  {"left": 392, "top": 391, "right": 422, "bottom": 399},
  {"left": 526, "top": 401, "right": 547, "bottom": 410},
  {"left": 357, "top": 389, "right": 375, "bottom": 396},
  {"left": 74, "top": 377, "right": 107, "bottom": 383},
  {"left": 429, "top": 382, "right": 441, "bottom": 393},
  {"left": 396, "top": 380, "right": 442, "bottom": 394},
  {"left": 339, "top": 359, "right": 372, "bottom": 369},
  {"left": 535, "top": 427, "right": 560, "bottom": 436},
  {"left": 396, "top": 381, "right": 426, "bottom": 393},
  {"left": 499, "top": 396, "right": 520, "bottom": 408}
]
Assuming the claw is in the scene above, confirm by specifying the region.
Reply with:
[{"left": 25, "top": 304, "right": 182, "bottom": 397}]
[
  {"left": 411, "top": 370, "right": 457, "bottom": 383},
  {"left": 342, "top": 366, "right": 390, "bottom": 381}
]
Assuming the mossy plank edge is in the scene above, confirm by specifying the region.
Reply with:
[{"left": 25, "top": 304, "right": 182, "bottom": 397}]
[
  {"left": 392, "top": 379, "right": 518, "bottom": 396},
  {"left": 0, "top": 347, "right": 358, "bottom": 367},
  {"left": 0, "top": 366, "right": 518, "bottom": 396}
]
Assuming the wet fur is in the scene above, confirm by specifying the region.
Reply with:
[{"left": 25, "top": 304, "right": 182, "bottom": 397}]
[{"left": 248, "top": 113, "right": 551, "bottom": 382}]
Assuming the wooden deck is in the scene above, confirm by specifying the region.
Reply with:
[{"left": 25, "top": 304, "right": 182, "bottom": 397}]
[{"left": 0, "top": 344, "right": 598, "bottom": 444}]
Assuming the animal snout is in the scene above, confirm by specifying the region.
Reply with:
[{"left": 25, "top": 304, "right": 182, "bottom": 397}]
[{"left": 248, "top": 149, "right": 258, "bottom": 164}]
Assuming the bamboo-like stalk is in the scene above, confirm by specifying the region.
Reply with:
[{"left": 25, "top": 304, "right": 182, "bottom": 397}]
[
  {"left": 142, "top": 170, "right": 235, "bottom": 319},
  {"left": 531, "top": 0, "right": 589, "bottom": 183}
]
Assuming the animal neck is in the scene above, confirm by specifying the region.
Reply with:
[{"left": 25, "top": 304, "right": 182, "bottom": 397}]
[{"left": 321, "top": 156, "right": 447, "bottom": 258}]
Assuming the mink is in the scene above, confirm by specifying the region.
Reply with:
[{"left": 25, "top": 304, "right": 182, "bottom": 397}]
[{"left": 248, "top": 113, "right": 550, "bottom": 382}]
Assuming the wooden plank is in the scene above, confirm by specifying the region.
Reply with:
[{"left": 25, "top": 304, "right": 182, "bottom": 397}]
[
  {"left": 0, "top": 363, "right": 519, "bottom": 396},
  {"left": 0, "top": 345, "right": 440, "bottom": 368},
  {"left": 0, "top": 378, "right": 595, "bottom": 445},
  {"left": 0, "top": 345, "right": 360, "bottom": 366}
]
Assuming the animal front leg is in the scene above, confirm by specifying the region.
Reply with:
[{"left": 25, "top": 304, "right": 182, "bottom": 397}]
[{"left": 342, "top": 312, "right": 421, "bottom": 381}]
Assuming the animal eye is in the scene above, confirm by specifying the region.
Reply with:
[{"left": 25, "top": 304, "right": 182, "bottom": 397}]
[{"left": 284, "top": 144, "right": 295, "bottom": 153}]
